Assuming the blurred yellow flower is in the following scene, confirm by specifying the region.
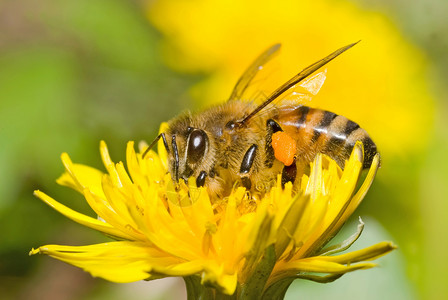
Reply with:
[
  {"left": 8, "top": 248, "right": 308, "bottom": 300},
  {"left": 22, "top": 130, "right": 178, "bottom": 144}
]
[
  {"left": 30, "top": 139, "right": 394, "bottom": 297},
  {"left": 146, "top": 0, "right": 434, "bottom": 159}
]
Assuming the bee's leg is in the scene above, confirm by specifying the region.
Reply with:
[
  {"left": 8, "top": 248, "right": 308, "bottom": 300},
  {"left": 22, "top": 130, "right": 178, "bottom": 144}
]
[
  {"left": 240, "top": 144, "right": 258, "bottom": 190},
  {"left": 241, "top": 177, "right": 252, "bottom": 190},
  {"left": 265, "top": 119, "right": 283, "bottom": 168},
  {"left": 196, "top": 171, "right": 207, "bottom": 187},
  {"left": 281, "top": 161, "right": 297, "bottom": 188},
  {"left": 267, "top": 119, "right": 282, "bottom": 132},
  {"left": 266, "top": 118, "right": 298, "bottom": 188},
  {"left": 171, "top": 135, "right": 180, "bottom": 182}
]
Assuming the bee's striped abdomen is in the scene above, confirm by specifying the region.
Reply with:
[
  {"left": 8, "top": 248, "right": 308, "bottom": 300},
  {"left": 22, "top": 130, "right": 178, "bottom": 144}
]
[{"left": 275, "top": 106, "right": 377, "bottom": 168}]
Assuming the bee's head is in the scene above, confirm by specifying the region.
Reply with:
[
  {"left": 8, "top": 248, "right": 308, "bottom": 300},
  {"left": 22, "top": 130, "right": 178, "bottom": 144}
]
[
  {"left": 169, "top": 126, "right": 210, "bottom": 183},
  {"left": 142, "top": 110, "right": 220, "bottom": 188},
  {"left": 158, "top": 111, "right": 218, "bottom": 187}
]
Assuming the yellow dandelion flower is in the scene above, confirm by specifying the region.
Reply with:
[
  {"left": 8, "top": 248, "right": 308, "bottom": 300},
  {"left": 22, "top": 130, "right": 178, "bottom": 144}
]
[
  {"left": 146, "top": 0, "right": 434, "bottom": 157},
  {"left": 30, "top": 137, "right": 394, "bottom": 298}
]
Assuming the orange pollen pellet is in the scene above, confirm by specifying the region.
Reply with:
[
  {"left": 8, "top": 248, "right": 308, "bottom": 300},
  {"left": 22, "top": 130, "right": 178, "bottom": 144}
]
[{"left": 271, "top": 131, "right": 297, "bottom": 166}]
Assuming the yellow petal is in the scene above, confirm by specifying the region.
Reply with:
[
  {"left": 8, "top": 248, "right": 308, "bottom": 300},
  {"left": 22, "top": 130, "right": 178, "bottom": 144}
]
[
  {"left": 59, "top": 152, "right": 83, "bottom": 192},
  {"left": 57, "top": 153, "right": 106, "bottom": 199},
  {"left": 126, "top": 141, "right": 151, "bottom": 195},
  {"left": 294, "top": 144, "right": 364, "bottom": 258},
  {"left": 315, "top": 241, "right": 397, "bottom": 264},
  {"left": 201, "top": 262, "right": 238, "bottom": 295},
  {"left": 100, "top": 140, "right": 113, "bottom": 168},
  {"left": 32, "top": 138, "right": 395, "bottom": 295},
  {"left": 275, "top": 193, "right": 308, "bottom": 259},
  {"left": 34, "top": 190, "right": 131, "bottom": 240},
  {"left": 338, "top": 153, "right": 380, "bottom": 225},
  {"left": 157, "top": 122, "right": 170, "bottom": 170},
  {"left": 30, "top": 241, "right": 184, "bottom": 283},
  {"left": 284, "top": 258, "right": 375, "bottom": 274},
  {"left": 83, "top": 188, "right": 146, "bottom": 241}
]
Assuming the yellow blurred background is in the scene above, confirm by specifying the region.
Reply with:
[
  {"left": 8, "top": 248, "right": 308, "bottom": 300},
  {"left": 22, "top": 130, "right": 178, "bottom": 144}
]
[{"left": 0, "top": 0, "right": 446, "bottom": 299}]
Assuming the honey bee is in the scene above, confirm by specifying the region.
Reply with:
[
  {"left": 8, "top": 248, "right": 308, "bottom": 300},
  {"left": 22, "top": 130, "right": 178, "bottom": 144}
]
[{"left": 144, "top": 42, "right": 377, "bottom": 196}]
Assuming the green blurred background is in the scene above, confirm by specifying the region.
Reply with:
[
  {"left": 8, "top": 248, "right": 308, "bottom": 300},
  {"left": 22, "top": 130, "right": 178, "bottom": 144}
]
[{"left": 0, "top": 0, "right": 446, "bottom": 299}]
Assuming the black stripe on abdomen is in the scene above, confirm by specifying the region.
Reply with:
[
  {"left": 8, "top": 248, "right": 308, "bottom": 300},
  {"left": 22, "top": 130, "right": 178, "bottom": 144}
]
[
  {"left": 343, "top": 120, "right": 360, "bottom": 135},
  {"left": 296, "top": 106, "right": 310, "bottom": 129},
  {"left": 311, "top": 111, "right": 337, "bottom": 143}
]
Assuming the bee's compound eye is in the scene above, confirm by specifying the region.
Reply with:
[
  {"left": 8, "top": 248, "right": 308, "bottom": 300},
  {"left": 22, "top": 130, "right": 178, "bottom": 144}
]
[{"left": 187, "top": 129, "right": 208, "bottom": 164}]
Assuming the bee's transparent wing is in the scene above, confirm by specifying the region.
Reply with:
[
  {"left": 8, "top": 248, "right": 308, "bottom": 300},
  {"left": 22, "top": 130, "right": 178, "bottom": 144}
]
[
  {"left": 243, "top": 70, "right": 328, "bottom": 121},
  {"left": 228, "top": 44, "right": 281, "bottom": 102},
  {"left": 275, "top": 69, "right": 327, "bottom": 105},
  {"left": 241, "top": 42, "right": 358, "bottom": 123},
  {"left": 228, "top": 44, "right": 328, "bottom": 106}
]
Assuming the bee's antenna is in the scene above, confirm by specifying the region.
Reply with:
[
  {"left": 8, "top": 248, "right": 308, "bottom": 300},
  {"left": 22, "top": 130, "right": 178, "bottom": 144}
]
[
  {"left": 240, "top": 41, "right": 360, "bottom": 125},
  {"left": 171, "top": 135, "right": 180, "bottom": 182},
  {"left": 142, "top": 133, "right": 169, "bottom": 159}
]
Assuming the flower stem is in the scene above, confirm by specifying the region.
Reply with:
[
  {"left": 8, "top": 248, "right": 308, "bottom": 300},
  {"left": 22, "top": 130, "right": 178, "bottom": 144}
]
[
  {"left": 184, "top": 276, "right": 238, "bottom": 300},
  {"left": 184, "top": 276, "right": 215, "bottom": 300},
  {"left": 261, "top": 278, "right": 294, "bottom": 300}
]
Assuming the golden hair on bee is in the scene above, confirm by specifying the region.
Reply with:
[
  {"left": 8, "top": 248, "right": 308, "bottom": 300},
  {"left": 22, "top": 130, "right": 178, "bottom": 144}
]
[{"left": 143, "top": 41, "right": 377, "bottom": 197}]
